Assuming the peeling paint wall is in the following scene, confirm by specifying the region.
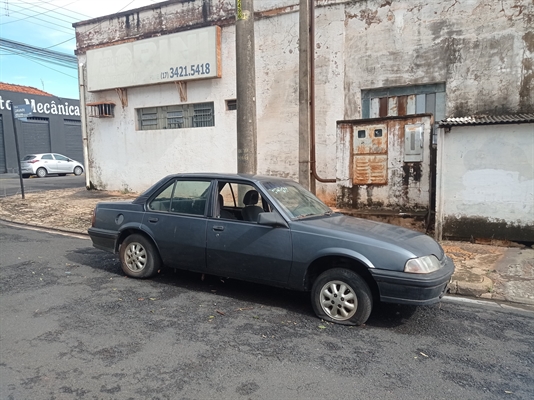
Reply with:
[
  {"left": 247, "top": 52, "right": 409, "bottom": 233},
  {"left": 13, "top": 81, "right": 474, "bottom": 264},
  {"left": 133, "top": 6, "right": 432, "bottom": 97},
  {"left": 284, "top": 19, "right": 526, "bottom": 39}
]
[
  {"left": 77, "top": 22, "right": 239, "bottom": 192},
  {"left": 343, "top": 0, "right": 534, "bottom": 118},
  {"left": 74, "top": 0, "right": 532, "bottom": 200},
  {"left": 437, "top": 124, "right": 534, "bottom": 242}
]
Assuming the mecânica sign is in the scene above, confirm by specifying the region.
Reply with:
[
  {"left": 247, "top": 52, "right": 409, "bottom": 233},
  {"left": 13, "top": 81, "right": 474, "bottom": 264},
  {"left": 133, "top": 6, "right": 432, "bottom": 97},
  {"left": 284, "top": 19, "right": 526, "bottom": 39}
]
[
  {"left": 0, "top": 96, "right": 81, "bottom": 116},
  {"left": 86, "top": 26, "right": 221, "bottom": 92}
]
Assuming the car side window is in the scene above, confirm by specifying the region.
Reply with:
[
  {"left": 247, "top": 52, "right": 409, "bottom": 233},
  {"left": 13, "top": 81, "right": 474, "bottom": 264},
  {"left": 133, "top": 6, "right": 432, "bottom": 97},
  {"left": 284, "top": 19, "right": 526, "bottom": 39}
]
[
  {"left": 217, "top": 181, "right": 271, "bottom": 221},
  {"left": 148, "top": 180, "right": 211, "bottom": 216},
  {"left": 41, "top": 154, "right": 53, "bottom": 160},
  {"left": 54, "top": 154, "right": 69, "bottom": 161}
]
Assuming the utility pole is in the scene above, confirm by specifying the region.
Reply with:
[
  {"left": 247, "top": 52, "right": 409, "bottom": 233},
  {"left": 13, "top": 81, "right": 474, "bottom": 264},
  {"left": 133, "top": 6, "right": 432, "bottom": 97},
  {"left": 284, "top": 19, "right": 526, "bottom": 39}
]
[
  {"left": 298, "top": 0, "right": 312, "bottom": 191},
  {"left": 235, "top": 0, "right": 257, "bottom": 175}
]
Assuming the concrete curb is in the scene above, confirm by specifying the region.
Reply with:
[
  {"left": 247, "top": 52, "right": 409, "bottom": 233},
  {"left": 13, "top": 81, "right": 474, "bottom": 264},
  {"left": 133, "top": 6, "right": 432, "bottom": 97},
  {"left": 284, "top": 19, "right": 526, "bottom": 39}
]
[
  {"left": 0, "top": 218, "right": 89, "bottom": 237},
  {"left": 448, "top": 276, "right": 493, "bottom": 298}
]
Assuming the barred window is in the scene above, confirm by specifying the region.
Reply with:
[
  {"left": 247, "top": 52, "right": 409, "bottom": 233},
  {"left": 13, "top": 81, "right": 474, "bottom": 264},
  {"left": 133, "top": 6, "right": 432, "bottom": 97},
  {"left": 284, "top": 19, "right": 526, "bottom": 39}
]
[
  {"left": 137, "top": 102, "right": 214, "bottom": 131},
  {"left": 361, "top": 83, "right": 446, "bottom": 121}
]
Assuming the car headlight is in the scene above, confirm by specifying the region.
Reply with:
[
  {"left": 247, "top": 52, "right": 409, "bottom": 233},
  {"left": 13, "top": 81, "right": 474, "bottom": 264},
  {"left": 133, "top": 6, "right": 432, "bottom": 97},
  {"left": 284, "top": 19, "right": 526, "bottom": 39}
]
[{"left": 404, "top": 255, "right": 441, "bottom": 274}]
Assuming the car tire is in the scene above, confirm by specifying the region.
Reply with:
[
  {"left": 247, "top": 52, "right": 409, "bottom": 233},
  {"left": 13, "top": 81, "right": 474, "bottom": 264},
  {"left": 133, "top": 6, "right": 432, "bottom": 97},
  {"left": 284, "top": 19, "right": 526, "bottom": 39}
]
[
  {"left": 119, "top": 234, "right": 161, "bottom": 278},
  {"left": 22, "top": 174, "right": 30, "bottom": 179},
  {"left": 36, "top": 167, "right": 47, "bottom": 178},
  {"left": 73, "top": 166, "right": 83, "bottom": 176},
  {"left": 311, "top": 268, "right": 372, "bottom": 326}
]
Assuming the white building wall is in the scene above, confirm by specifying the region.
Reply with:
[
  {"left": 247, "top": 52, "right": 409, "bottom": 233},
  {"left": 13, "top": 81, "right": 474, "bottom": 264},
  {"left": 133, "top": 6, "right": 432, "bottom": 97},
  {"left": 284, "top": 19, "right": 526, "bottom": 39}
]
[
  {"left": 81, "top": 26, "right": 239, "bottom": 192},
  {"left": 79, "top": 3, "right": 345, "bottom": 200},
  {"left": 75, "top": 0, "right": 532, "bottom": 202},
  {"left": 437, "top": 124, "right": 534, "bottom": 240}
]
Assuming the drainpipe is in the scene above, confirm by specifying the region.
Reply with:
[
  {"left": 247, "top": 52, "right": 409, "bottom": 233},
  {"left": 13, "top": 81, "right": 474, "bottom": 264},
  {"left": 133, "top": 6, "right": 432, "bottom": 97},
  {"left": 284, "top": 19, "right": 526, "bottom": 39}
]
[
  {"left": 78, "top": 62, "right": 91, "bottom": 189},
  {"left": 309, "top": 0, "right": 335, "bottom": 187}
]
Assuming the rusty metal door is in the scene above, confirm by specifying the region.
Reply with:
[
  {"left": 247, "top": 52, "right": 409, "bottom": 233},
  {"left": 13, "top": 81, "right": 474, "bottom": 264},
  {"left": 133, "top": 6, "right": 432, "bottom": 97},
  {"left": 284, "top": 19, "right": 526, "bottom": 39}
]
[{"left": 352, "top": 124, "right": 388, "bottom": 185}]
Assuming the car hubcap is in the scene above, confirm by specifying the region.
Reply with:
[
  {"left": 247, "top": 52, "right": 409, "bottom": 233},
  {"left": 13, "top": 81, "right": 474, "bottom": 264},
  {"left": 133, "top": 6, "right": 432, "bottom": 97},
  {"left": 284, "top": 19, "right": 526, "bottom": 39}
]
[
  {"left": 319, "top": 280, "right": 357, "bottom": 320},
  {"left": 124, "top": 242, "right": 147, "bottom": 272}
]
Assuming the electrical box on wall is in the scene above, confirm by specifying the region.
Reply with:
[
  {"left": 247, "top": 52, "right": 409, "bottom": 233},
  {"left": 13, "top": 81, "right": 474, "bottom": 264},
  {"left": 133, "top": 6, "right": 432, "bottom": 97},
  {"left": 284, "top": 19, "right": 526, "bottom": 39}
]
[{"left": 404, "top": 123, "right": 424, "bottom": 162}]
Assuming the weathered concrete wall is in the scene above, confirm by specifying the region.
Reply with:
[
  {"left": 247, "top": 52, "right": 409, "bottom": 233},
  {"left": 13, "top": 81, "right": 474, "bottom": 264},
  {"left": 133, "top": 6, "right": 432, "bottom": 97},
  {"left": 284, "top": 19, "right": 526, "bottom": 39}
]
[
  {"left": 78, "top": 23, "right": 239, "bottom": 192},
  {"left": 75, "top": 0, "right": 532, "bottom": 201},
  {"left": 76, "top": 0, "right": 344, "bottom": 199},
  {"left": 343, "top": 0, "right": 534, "bottom": 118},
  {"left": 436, "top": 123, "right": 534, "bottom": 242}
]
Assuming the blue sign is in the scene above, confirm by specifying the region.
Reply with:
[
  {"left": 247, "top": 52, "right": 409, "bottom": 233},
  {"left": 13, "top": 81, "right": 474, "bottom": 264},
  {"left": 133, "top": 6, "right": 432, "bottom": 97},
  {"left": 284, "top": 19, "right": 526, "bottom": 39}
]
[{"left": 13, "top": 104, "right": 32, "bottom": 119}]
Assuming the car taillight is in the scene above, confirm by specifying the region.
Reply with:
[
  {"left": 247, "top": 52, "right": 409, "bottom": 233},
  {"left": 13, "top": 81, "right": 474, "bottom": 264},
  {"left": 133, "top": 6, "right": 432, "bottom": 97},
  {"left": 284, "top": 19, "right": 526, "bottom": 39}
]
[
  {"left": 91, "top": 208, "right": 96, "bottom": 227},
  {"left": 27, "top": 159, "right": 39, "bottom": 163}
]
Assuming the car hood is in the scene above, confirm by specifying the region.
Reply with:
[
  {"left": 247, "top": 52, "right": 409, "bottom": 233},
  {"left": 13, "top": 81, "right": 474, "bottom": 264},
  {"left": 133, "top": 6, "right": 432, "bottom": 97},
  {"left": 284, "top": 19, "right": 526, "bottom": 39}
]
[{"left": 294, "top": 214, "right": 444, "bottom": 259}]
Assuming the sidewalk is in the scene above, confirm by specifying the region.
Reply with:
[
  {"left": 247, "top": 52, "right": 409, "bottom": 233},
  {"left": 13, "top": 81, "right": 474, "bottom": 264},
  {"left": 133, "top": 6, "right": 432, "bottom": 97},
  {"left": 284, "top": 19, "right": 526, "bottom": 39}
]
[{"left": 1, "top": 185, "right": 533, "bottom": 308}]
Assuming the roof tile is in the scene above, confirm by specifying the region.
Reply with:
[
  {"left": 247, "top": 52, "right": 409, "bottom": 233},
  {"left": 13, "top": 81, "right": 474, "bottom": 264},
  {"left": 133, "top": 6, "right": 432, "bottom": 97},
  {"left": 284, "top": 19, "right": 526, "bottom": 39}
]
[{"left": 0, "top": 82, "right": 53, "bottom": 97}]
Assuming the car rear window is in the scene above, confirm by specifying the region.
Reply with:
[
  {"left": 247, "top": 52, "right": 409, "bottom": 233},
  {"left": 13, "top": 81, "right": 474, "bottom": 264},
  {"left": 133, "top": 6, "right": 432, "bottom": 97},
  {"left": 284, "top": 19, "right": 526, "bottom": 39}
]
[{"left": 23, "top": 155, "right": 36, "bottom": 161}]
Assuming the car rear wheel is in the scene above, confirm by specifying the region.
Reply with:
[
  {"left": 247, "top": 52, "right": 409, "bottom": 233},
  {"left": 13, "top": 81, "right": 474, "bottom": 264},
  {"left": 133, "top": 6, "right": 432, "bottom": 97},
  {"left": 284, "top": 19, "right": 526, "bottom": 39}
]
[
  {"left": 119, "top": 234, "right": 160, "bottom": 278},
  {"left": 311, "top": 268, "right": 372, "bottom": 326},
  {"left": 36, "top": 167, "right": 47, "bottom": 178},
  {"left": 22, "top": 174, "right": 30, "bottom": 179},
  {"left": 73, "top": 166, "right": 83, "bottom": 176}
]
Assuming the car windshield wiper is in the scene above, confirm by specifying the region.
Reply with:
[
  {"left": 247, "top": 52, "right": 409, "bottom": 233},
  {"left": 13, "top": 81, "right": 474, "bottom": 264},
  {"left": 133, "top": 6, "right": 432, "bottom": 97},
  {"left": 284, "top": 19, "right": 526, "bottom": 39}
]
[
  {"left": 295, "top": 213, "right": 317, "bottom": 219},
  {"left": 324, "top": 210, "right": 334, "bottom": 216}
]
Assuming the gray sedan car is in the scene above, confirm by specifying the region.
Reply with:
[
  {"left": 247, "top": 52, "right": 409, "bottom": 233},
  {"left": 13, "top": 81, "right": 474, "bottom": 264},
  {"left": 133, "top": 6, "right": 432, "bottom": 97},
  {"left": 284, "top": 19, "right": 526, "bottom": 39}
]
[{"left": 88, "top": 173, "right": 454, "bottom": 325}]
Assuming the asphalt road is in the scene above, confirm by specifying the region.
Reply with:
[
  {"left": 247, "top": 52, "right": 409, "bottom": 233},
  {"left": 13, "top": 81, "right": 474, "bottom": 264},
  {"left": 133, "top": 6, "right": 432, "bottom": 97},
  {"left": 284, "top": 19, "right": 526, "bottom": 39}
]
[
  {"left": 1, "top": 223, "right": 533, "bottom": 400},
  {"left": 0, "top": 174, "right": 85, "bottom": 197}
]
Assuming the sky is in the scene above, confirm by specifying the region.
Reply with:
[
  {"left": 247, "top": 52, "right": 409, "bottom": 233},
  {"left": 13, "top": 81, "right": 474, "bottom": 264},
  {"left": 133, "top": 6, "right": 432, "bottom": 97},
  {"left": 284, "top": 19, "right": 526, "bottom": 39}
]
[{"left": 0, "top": 0, "right": 160, "bottom": 99}]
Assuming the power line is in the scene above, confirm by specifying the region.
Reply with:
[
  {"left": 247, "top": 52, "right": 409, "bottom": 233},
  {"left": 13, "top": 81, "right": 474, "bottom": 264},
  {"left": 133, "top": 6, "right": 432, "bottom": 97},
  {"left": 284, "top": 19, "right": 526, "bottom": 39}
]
[
  {"left": 0, "top": 38, "right": 77, "bottom": 69},
  {"left": 17, "top": 54, "right": 78, "bottom": 79},
  {"left": 5, "top": 1, "right": 83, "bottom": 25},
  {"left": 15, "top": 0, "right": 91, "bottom": 19},
  {"left": 1, "top": 7, "right": 75, "bottom": 32}
]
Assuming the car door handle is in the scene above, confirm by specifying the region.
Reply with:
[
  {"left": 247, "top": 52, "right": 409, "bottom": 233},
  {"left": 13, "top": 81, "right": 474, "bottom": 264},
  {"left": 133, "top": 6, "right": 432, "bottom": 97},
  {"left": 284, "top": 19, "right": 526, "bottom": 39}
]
[
  {"left": 213, "top": 225, "right": 225, "bottom": 231},
  {"left": 148, "top": 218, "right": 159, "bottom": 223}
]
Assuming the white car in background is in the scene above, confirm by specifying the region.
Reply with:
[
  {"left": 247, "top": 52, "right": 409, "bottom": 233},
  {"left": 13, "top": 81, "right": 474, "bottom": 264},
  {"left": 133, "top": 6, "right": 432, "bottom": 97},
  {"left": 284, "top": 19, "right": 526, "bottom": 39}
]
[{"left": 21, "top": 153, "right": 84, "bottom": 178}]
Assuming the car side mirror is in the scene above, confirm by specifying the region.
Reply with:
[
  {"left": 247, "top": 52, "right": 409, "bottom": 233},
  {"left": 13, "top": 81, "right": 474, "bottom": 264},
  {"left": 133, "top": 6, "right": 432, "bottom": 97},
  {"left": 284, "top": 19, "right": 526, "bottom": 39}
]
[{"left": 257, "top": 212, "right": 288, "bottom": 228}]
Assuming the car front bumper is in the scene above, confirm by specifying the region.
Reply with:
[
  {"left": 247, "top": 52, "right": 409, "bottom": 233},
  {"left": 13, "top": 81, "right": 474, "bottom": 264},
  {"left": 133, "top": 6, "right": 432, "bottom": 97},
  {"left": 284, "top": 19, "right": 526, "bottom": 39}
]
[{"left": 370, "top": 256, "right": 455, "bottom": 305}]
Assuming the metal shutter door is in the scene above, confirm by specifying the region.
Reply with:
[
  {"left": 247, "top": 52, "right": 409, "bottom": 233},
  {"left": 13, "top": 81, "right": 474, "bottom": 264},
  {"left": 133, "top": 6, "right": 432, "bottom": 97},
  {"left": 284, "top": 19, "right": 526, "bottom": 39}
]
[
  {"left": 64, "top": 119, "right": 84, "bottom": 165},
  {"left": 21, "top": 118, "right": 51, "bottom": 155},
  {"left": 0, "top": 116, "right": 6, "bottom": 173}
]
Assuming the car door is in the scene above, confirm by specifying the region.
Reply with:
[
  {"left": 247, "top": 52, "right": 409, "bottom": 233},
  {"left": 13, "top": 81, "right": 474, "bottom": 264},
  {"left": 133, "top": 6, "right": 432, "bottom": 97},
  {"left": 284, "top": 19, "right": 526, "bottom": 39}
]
[
  {"left": 39, "top": 153, "right": 58, "bottom": 173},
  {"left": 142, "top": 178, "right": 212, "bottom": 272},
  {"left": 206, "top": 181, "right": 292, "bottom": 284},
  {"left": 53, "top": 154, "right": 72, "bottom": 172}
]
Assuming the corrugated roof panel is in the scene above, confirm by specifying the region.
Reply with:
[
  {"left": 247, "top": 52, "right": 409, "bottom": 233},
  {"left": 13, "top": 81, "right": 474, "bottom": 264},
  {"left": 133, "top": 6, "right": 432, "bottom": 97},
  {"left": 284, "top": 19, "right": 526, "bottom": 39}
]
[{"left": 439, "top": 113, "right": 534, "bottom": 127}]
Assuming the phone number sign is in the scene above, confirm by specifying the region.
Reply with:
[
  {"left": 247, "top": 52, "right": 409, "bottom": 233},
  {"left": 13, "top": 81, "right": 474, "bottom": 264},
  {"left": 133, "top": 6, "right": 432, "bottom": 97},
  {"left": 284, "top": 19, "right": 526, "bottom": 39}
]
[{"left": 87, "top": 26, "right": 221, "bottom": 91}]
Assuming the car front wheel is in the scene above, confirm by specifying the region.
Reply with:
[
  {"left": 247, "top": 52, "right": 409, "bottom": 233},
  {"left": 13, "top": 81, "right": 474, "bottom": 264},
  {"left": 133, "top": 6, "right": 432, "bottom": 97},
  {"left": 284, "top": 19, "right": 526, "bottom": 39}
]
[
  {"left": 119, "top": 234, "right": 161, "bottom": 278},
  {"left": 311, "top": 268, "right": 372, "bottom": 326},
  {"left": 73, "top": 166, "right": 83, "bottom": 176},
  {"left": 36, "top": 167, "right": 47, "bottom": 178}
]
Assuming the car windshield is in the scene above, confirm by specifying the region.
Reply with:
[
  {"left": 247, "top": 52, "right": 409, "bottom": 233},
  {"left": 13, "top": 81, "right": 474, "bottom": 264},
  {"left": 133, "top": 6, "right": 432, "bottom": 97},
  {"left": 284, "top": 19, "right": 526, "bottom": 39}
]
[{"left": 262, "top": 180, "right": 332, "bottom": 219}]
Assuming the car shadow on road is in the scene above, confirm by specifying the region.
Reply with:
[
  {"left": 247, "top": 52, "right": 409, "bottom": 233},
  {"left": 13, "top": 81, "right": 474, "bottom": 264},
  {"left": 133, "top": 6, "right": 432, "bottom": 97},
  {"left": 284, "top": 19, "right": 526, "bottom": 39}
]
[{"left": 67, "top": 246, "right": 436, "bottom": 329}]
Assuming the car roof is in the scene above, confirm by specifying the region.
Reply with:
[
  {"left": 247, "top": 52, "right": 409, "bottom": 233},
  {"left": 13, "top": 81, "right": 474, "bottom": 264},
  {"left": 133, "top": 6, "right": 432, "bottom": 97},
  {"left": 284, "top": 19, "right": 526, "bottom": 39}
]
[
  {"left": 133, "top": 173, "right": 298, "bottom": 204},
  {"left": 24, "top": 153, "right": 69, "bottom": 157},
  {"left": 161, "top": 172, "right": 296, "bottom": 184}
]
